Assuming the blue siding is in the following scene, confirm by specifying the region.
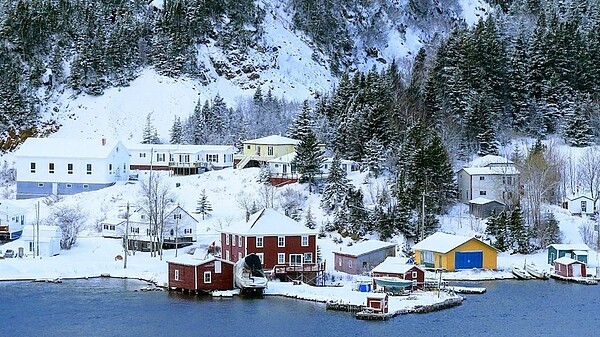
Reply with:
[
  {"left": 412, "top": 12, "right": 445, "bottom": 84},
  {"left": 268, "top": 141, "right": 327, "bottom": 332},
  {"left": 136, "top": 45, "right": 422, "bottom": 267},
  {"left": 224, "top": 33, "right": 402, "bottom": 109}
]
[
  {"left": 455, "top": 251, "right": 483, "bottom": 269},
  {"left": 17, "top": 181, "right": 115, "bottom": 199}
]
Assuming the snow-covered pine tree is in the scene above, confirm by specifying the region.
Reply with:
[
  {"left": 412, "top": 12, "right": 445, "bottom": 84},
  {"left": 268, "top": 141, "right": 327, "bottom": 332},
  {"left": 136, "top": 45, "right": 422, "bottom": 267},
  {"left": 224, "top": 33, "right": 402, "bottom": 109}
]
[
  {"left": 258, "top": 164, "right": 271, "bottom": 185},
  {"left": 170, "top": 116, "right": 183, "bottom": 144},
  {"left": 291, "top": 128, "right": 324, "bottom": 191},
  {"left": 562, "top": 95, "right": 595, "bottom": 147},
  {"left": 362, "top": 137, "right": 385, "bottom": 178},
  {"left": 287, "top": 100, "right": 313, "bottom": 140},
  {"left": 142, "top": 113, "right": 161, "bottom": 144},
  {"left": 304, "top": 205, "right": 317, "bottom": 229},
  {"left": 320, "top": 153, "right": 350, "bottom": 214},
  {"left": 195, "top": 189, "right": 213, "bottom": 220},
  {"left": 509, "top": 203, "right": 529, "bottom": 254}
]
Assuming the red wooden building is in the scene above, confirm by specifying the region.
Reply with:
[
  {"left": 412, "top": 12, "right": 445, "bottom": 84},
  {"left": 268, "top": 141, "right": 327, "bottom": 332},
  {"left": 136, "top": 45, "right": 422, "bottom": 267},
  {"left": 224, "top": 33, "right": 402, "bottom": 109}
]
[
  {"left": 366, "top": 293, "right": 389, "bottom": 314},
  {"left": 167, "top": 253, "right": 235, "bottom": 293},
  {"left": 553, "top": 256, "right": 587, "bottom": 278},
  {"left": 371, "top": 256, "right": 425, "bottom": 290},
  {"left": 220, "top": 208, "right": 325, "bottom": 283}
]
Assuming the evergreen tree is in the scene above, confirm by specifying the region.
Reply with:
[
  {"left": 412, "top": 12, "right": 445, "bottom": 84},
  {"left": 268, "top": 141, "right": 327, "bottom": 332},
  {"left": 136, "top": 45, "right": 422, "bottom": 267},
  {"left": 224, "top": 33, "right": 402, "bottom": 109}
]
[
  {"left": 320, "top": 153, "right": 350, "bottom": 214},
  {"left": 170, "top": 116, "right": 183, "bottom": 144},
  {"left": 304, "top": 205, "right": 317, "bottom": 230},
  {"left": 362, "top": 137, "right": 385, "bottom": 178},
  {"left": 509, "top": 203, "right": 529, "bottom": 253},
  {"left": 532, "top": 211, "right": 562, "bottom": 248},
  {"left": 292, "top": 128, "right": 324, "bottom": 192},
  {"left": 195, "top": 189, "right": 213, "bottom": 220},
  {"left": 258, "top": 164, "right": 271, "bottom": 185},
  {"left": 142, "top": 113, "right": 161, "bottom": 144},
  {"left": 562, "top": 95, "right": 595, "bottom": 147},
  {"left": 287, "top": 100, "right": 312, "bottom": 140}
]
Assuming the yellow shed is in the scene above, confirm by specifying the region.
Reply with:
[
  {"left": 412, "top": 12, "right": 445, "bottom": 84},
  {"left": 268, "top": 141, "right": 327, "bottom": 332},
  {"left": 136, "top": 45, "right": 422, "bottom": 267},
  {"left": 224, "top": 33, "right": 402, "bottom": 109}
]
[
  {"left": 412, "top": 232, "right": 497, "bottom": 271},
  {"left": 236, "top": 135, "right": 299, "bottom": 169}
]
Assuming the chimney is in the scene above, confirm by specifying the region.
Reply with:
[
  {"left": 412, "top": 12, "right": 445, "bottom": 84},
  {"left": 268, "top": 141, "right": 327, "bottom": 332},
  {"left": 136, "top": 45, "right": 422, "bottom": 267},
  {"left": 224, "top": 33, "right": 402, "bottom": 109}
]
[
  {"left": 245, "top": 211, "right": 250, "bottom": 222},
  {"left": 101, "top": 138, "right": 107, "bottom": 146}
]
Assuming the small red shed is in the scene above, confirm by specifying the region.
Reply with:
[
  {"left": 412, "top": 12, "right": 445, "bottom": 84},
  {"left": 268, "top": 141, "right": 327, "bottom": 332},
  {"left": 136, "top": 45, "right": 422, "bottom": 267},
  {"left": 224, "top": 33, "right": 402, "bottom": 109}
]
[
  {"left": 371, "top": 256, "right": 425, "bottom": 290},
  {"left": 366, "top": 293, "right": 389, "bottom": 314},
  {"left": 167, "top": 253, "right": 235, "bottom": 293},
  {"left": 554, "top": 256, "right": 587, "bottom": 278}
]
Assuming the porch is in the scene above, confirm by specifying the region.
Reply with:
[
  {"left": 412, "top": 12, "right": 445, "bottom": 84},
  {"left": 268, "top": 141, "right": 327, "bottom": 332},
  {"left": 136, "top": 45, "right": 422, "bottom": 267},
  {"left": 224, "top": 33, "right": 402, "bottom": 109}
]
[{"left": 270, "top": 261, "right": 326, "bottom": 285}]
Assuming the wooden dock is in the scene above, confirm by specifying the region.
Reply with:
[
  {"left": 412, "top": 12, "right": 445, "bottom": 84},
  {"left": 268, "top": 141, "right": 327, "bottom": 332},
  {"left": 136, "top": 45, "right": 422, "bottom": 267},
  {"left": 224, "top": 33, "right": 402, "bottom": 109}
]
[
  {"left": 550, "top": 274, "right": 598, "bottom": 285},
  {"left": 325, "top": 301, "right": 365, "bottom": 313},
  {"left": 355, "top": 296, "right": 465, "bottom": 320},
  {"left": 446, "top": 286, "right": 487, "bottom": 294}
]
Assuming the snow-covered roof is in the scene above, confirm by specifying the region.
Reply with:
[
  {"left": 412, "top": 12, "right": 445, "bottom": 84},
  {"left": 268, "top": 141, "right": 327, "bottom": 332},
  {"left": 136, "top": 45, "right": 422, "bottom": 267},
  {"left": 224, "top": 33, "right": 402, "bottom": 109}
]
[
  {"left": 0, "top": 200, "right": 26, "bottom": 215},
  {"left": 124, "top": 142, "right": 236, "bottom": 153},
  {"left": 547, "top": 243, "right": 591, "bottom": 252},
  {"left": 101, "top": 218, "right": 126, "bottom": 226},
  {"left": 366, "top": 293, "right": 388, "bottom": 299},
  {"left": 244, "top": 135, "right": 300, "bottom": 145},
  {"left": 334, "top": 240, "right": 396, "bottom": 257},
  {"left": 461, "top": 166, "right": 519, "bottom": 176},
  {"left": 372, "top": 256, "right": 423, "bottom": 274},
  {"left": 470, "top": 155, "right": 514, "bottom": 167},
  {"left": 223, "top": 209, "right": 316, "bottom": 236},
  {"left": 167, "top": 252, "right": 233, "bottom": 267},
  {"left": 565, "top": 194, "right": 594, "bottom": 201},
  {"left": 553, "top": 256, "right": 584, "bottom": 265},
  {"left": 21, "top": 225, "right": 62, "bottom": 242},
  {"left": 573, "top": 250, "right": 588, "bottom": 256},
  {"left": 468, "top": 197, "right": 504, "bottom": 205},
  {"left": 412, "top": 232, "right": 491, "bottom": 254},
  {"left": 14, "top": 138, "right": 122, "bottom": 159}
]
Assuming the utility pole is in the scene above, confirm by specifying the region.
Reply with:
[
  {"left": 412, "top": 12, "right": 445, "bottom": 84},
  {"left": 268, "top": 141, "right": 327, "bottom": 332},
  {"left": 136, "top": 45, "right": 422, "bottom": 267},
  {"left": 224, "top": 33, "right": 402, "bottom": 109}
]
[
  {"left": 36, "top": 201, "right": 40, "bottom": 258},
  {"left": 124, "top": 202, "right": 130, "bottom": 269},
  {"left": 421, "top": 191, "right": 425, "bottom": 242},
  {"left": 175, "top": 207, "right": 181, "bottom": 258}
]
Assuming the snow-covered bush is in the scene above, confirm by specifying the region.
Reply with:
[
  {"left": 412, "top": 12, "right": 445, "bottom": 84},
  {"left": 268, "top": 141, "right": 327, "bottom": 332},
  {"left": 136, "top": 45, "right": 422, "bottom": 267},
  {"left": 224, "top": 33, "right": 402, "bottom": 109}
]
[{"left": 46, "top": 204, "right": 87, "bottom": 250}]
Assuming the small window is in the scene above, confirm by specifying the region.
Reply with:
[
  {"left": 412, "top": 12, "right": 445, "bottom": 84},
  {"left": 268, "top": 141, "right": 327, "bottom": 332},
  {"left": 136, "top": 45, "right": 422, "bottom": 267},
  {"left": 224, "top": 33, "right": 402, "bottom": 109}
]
[
  {"left": 86, "top": 164, "right": 92, "bottom": 175},
  {"left": 267, "top": 146, "right": 274, "bottom": 156},
  {"left": 238, "top": 235, "right": 242, "bottom": 247},
  {"left": 256, "top": 236, "right": 264, "bottom": 248},
  {"left": 174, "top": 269, "right": 180, "bottom": 281},
  {"left": 277, "top": 253, "right": 285, "bottom": 264},
  {"left": 256, "top": 253, "right": 264, "bottom": 265},
  {"left": 338, "top": 258, "right": 342, "bottom": 266},
  {"left": 232, "top": 235, "right": 236, "bottom": 246},
  {"left": 412, "top": 271, "right": 418, "bottom": 279},
  {"left": 480, "top": 191, "right": 487, "bottom": 196},
  {"left": 109, "top": 164, "right": 113, "bottom": 172},
  {"left": 83, "top": 184, "right": 89, "bottom": 189},
  {"left": 304, "top": 253, "right": 313, "bottom": 264},
  {"left": 301, "top": 235, "right": 309, "bottom": 247},
  {"left": 207, "top": 154, "right": 219, "bottom": 162},
  {"left": 38, "top": 183, "right": 44, "bottom": 188},
  {"left": 226, "top": 250, "right": 230, "bottom": 261},
  {"left": 67, "top": 163, "right": 73, "bottom": 174},
  {"left": 479, "top": 176, "right": 485, "bottom": 180},
  {"left": 66, "top": 184, "right": 72, "bottom": 188},
  {"left": 349, "top": 260, "right": 353, "bottom": 269},
  {"left": 278, "top": 236, "right": 285, "bottom": 247},
  {"left": 30, "top": 162, "right": 36, "bottom": 173},
  {"left": 246, "top": 145, "right": 251, "bottom": 149},
  {"left": 49, "top": 163, "right": 55, "bottom": 174},
  {"left": 225, "top": 234, "right": 230, "bottom": 245},
  {"left": 139, "top": 153, "right": 146, "bottom": 158}
]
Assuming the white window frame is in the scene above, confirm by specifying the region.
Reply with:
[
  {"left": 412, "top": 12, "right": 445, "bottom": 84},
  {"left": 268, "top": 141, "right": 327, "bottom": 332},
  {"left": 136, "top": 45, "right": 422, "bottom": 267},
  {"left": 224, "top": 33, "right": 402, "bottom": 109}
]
[
  {"left": 67, "top": 163, "right": 73, "bottom": 174},
  {"left": 301, "top": 235, "right": 309, "bottom": 247},
  {"left": 304, "top": 253, "right": 313, "bottom": 264},
  {"left": 338, "top": 258, "right": 342, "bottom": 266},
  {"left": 86, "top": 163, "right": 92, "bottom": 175},
  {"left": 203, "top": 271, "right": 211, "bottom": 284},
  {"left": 226, "top": 250, "right": 231, "bottom": 261},
  {"left": 225, "top": 234, "right": 229, "bottom": 245},
  {"left": 277, "top": 253, "right": 285, "bottom": 265},
  {"left": 30, "top": 162, "right": 36, "bottom": 174},
  {"left": 290, "top": 254, "right": 303, "bottom": 266},
  {"left": 348, "top": 259, "right": 353, "bottom": 269},
  {"left": 256, "top": 236, "right": 264, "bottom": 248},
  {"left": 49, "top": 163, "right": 55, "bottom": 174},
  {"left": 411, "top": 271, "right": 418, "bottom": 279},
  {"left": 174, "top": 269, "right": 180, "bottom": 281},
  {"left": 278, "top": 236, "right": 285, "bottom": 247},
  {"left": 256, "top": 253, "right": 264, "bottom": 265},
  {"left": 232, "top": 235, "right": 236, "bottom": 246},
  {"left": 238, "top": 236, "right": 242, "bottom": 247},
  {"left": 267, "top": 146, "right": 274, "bottom": 156},
  {"left": 480, "top": 191, "right": 487, "bottom": 196}
]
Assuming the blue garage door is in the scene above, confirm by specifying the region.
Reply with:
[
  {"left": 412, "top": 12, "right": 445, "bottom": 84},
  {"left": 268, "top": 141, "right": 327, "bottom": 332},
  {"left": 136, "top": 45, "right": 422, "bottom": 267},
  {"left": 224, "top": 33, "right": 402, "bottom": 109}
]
[{"left": 455, "top": 251, "right": 483, "bottom": 269}]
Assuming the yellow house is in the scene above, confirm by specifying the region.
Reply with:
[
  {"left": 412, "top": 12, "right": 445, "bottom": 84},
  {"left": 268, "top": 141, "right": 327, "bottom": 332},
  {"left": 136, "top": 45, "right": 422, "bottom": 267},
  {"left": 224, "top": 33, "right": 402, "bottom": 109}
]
[
  {"left": 236, "top": 135, "right": 299, "bottom": 169},
  {"left": 412, "top": 232, "right": 497, "bottom": 271}
]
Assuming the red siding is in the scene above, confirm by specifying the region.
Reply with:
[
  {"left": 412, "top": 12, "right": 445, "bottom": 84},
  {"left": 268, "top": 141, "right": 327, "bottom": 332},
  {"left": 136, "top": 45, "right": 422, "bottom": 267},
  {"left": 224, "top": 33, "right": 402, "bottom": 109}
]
[
  {"left": 366, "top": 296, "right": 389, "bottom": 313},
  {"left": 333, "top": 253, "right": 359, "bottom": 274},
  {"left": 168, "top": 263, "right": 197, "bottom": 290},
  {"left": 372, "top": 267, "right": 425, "bottom": 290},
  {"left": 168, "top": 260, "right": 234, "bottom": 291},
  {"left": 221, "top": 232, "right": 246, "bottom": 264}
]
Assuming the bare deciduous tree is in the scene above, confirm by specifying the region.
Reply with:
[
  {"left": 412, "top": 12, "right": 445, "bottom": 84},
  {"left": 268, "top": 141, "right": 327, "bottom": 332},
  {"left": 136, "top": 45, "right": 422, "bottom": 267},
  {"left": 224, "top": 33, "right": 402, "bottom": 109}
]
[
  {"left": 235, "top": 191, "right": 258, "bottom": 215},
  {"left": 279, "top": 187, "right": 306, "bottom": 220},
  {"left": 577, "top": 146, "right": 600, "bottom": 203},
  {"left": 46, "top": 204, "right": 87, "bottom": 250},
  {"left": 138, "top": 173, "right": 176, "bottom": 258}
]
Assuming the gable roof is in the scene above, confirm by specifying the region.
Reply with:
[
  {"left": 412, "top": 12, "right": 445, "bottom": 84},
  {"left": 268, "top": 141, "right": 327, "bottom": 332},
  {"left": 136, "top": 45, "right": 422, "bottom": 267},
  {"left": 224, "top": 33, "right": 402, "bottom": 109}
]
[
  {"left": 412, "top": 232, "right": 494, "bottom": 254},
  {"left": 553, "top": 256, "right": 584, "bottom": 265},
  {"left": 372, "top": 256, "right": 424, "bottom": 274},
  {"left": 14, "top": 138, "right": 122, "bottom": 159},
  {"left": 470, "top": 155, "right": 514, "bottom": 167},
  {"left": 333, "top": 240, "right": 396, "bottom": 257},
  {"left": 468, "top": 197, "right": 504, "bottom": 205},
  {"left": 167, "top": 252, "right": 234, "bottom": 267},
  {"left": 547, "top": 243, "right": 591, "bottom": 252},
  {"left": 223, "top": 208, "right": 316, "bottom": 236},
  {"left": 244, "top": 135, "right": 300, "bottom": 146},
  {"left": 461, "top": 166, "right": 520, "bottom": 176},
  {"left": 565, "top": 194, "right": 594, "bottom": 202}
]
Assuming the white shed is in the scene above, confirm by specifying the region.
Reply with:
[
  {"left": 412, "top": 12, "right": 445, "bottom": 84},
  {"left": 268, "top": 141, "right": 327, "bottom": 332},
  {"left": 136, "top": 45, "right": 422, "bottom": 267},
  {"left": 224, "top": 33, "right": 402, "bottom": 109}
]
[
  {"left": 20, "top": 225, "right": 62, "bottom": 257},
  {"left": 563, "top": 194, "right": 595, "bottom": 215}
]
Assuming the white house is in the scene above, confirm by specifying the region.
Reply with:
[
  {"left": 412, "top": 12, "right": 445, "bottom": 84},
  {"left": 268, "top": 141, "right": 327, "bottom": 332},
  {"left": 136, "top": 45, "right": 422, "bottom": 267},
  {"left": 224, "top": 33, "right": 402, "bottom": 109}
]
[
  {"left": 457, "top": 155, "right": 520, "bottom": 209},
  {"left": 268, "top": 152, "right": 359, "bottom": 179},
  {"left": 563, "top": 194, "right": 595, "bottom": 215},
  {"left": 0, "top": 200, "right": 26, "bottom": 241},
  {"left": 20, "top": 224, "right": 62, "bottom": 257},
  {"left": 14, "top": 138, "right": 130, "bottom": 199},
  {"left": 102, "top": 206, "right": 197, "bottom": 252},
  {"left": 125, "top": 143, "right": 237, "bottom": 174}
]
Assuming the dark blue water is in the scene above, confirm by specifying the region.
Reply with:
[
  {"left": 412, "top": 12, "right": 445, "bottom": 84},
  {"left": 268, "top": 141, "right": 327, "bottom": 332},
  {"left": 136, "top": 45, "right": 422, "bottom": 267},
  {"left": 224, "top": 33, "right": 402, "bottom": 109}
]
[{"left": 1, "top": 278, "right": 599, "bottom": 337}]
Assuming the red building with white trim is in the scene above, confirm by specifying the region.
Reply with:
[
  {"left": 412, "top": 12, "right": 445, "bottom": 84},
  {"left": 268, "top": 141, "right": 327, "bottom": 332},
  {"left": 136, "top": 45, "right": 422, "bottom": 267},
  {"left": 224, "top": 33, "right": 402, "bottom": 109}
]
[
  {"left": 371, "top": 256, "right": 425, "bottom": 290},
  {"left": 167, "top": 253, "right": 235, "bottom": 293},
  {"left": 220, "top": 208, "right": 324, "bottom": 283}
]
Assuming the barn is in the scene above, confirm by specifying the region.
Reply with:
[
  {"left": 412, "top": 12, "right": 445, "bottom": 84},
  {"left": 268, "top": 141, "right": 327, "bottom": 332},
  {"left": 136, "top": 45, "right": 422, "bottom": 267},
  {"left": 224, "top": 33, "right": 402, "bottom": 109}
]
[
  {"left": 371, "top": 256, "right": 425, "bottom": 290},
  {"left": 333, "top": 240, "right": 396, "bottom": 275},
  {"left": 412, "top": 232, "right": 497, "bottom": 271},
  {"left": 167, "top": 252, "right": 235, "bottom": 293},
  {"left": 553, "top": 257, "right": 587, "bottom": 278}
]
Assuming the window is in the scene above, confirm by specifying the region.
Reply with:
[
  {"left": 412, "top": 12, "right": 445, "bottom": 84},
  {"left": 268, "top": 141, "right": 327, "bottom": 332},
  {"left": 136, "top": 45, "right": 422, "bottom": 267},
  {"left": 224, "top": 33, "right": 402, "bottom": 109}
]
[
  {"left": 226, "top": 250, "right": 230, "bottom": 261},
  {"left": 422, "top": 251, "right": 434, "bottom": 263},
  {"left": 66, "top": 184, "right": 72, "bottom": 188},
  {"left": 479, "top": 191, "right": 487, "bottom": 196},
  {"left": 207, "top": 154, "right": 218, "bottom": 162},
  {"left": 479, "top": 176, "right": 485, "bottom": 181},
  {"left": 38, "top": 183, "right": 44, "bottom": 188},
  {"left": 348, "top": 260, "right": 353, "bottom": 269},
  {"left": 48, "top": 163, "right": 55, "bottom": 174},
  {"left": 503, "top": 176, "right": 513, "bottom": 185},
  {"left": 338, "top": 258, "right": 342, "bottom": 266},
  {"left": 157, "top": 153, "right": 165, "bottom": 162},
  {"left": 139, "top": 153, "right": 146, "bottom": 158},
  {"left": 411, "top": 271, "right": 418, "bottom": 279},
  {"left": 30, "top": 162, "right": 36, "bottom": 173},
  {"left": 83, "top": 184, "right": 89, "bottom": 189},
  {"left": 131, "top": 227, "right": 139, "bottom": 234},
  {"left": 67, "top": 163, "right": 73, "bottom": 174},
  {"left": 301, "top": 235, "right": 309, "bottom": 247},
  {"left": 108, "top": 164, "right": 113, "bottom": 172},
  {"left": 184, "top": 228, "right": 192, "bottom": 234},
  {"left": 238, "top": 236, "right": 242, "bottom": 247},
  {"left": 247, "top": 145, "right": 251, "bottom": 149},
  {"left": 277, "top": 253, "right": 285, "bottom": 264},
  {"left": 304, "top": 253, "right": 313, "bottom": 264},
  {"left": 86, "top": 164, "right": 92, "bottom": 175},
  {"left": 290, "top": 254, "right": 302, "bottom": 266},
  {"left": 225, "top": 234, "right": 230, "bottom": 245},
  {"left": 267, "top": 146, "right": 274, "bottom": 156},
  {"left": 582, "top": 201, "right": 588, "bottom": 212},
  {"left": 203, "top": 271, "right": 211, "bottom": 283},
  {"left": 256, "top": 253, "right": 264, "bottom": 265},
  {"left": 278, "top": 236, "right": 285, "bottom": 247},
  {"left": 256, "top": 236, "right": 264, "bottom": 248},
  {"left": 232, "top": 235, "right": 236, "bottom": 246},
  {"left": 29, "top": 242, "right": 34, "bottom": 252}
]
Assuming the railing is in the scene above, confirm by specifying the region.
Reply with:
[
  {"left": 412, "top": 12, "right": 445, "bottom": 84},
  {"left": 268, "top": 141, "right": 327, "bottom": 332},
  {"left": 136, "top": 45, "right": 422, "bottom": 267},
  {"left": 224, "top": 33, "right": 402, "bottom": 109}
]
[
  {"left": 272, "top": 262, "right": 326, "bottom": 274},
  {"left": 168, "top": 161, "right": 209, "bottom": 168}
]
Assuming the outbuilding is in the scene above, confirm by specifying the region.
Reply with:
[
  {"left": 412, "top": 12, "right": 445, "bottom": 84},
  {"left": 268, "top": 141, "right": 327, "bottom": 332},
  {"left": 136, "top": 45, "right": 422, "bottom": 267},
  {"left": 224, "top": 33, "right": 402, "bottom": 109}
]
[
  {"left": 412, "top": 232, "right": 497, "bottom": 271},
  {"left": 20, "top": 225, "right": 62, "bottom": 257},
  {"left": 167, "top": 252, "right": 235, "bottom": 293},
  {"left": 365, "top": 293, "right": 389, "bottom": 314},
  {"left": 553, "top": 257, "right": 587, "bottom": 278},
  {"left": 333, "top": 240, "right": 396, "bottom": 275},
  {"left": 371, "top": 256, "right": 425, "bottom": 290},
  {"left": 562, "top": 194, "right": 595, "bottom": 215},
  {"left": 547, "top": 243, "right": 590, "bottom": 265},
  {"left": 468, "top": 197, "right": 505, "bottom": 219}
]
